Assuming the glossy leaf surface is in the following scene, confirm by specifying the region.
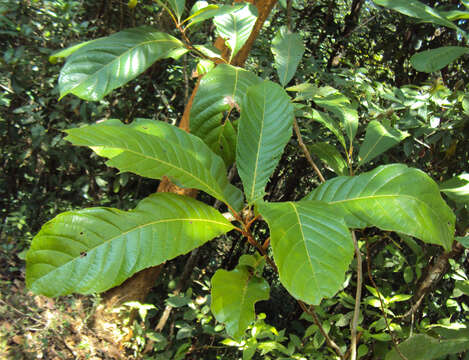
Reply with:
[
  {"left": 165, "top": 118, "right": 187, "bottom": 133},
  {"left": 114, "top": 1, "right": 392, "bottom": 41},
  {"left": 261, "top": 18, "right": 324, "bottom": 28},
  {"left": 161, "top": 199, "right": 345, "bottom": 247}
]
[
  {"left": 271, "top": 27, "right": 305, "bottom": 87},
  {"left": 59, "top": 27, "right": 186, "bottom": 101},
  {"left": 211, "top": 254, "right": 269, "bottom": 339},
  {"left": 304, "top": 164, "right": 455, "bottom": 250},
  {"left": 440, "top": 173, "right": 469, "bottom": 204},
  {"left": 65, "top": 120, "right": 243, "bottom": 210},
  {"left": 257, "top": 201, "right": 353, "bottom": 305},
  {"left": 213, "top": 4, "right": 257, "bottom": 60},
  {"left": 26, "top": 193, "right": 233, "bottom": 296},
  {"left": 373, "top": 0, "right": 461, "bottom": 31},
  {"left": 190, "top": 65, "right": 261, "bottom": 165},
  {"left": 236, "top": 81, "right": 294, "bottom": 203},
  {"left": 167, "top": 0, "right": 185, "bottom": 21},
  {"left": 49, "top": 40, "right": 97, "bottom": 64},
  {"left": 410, "top": 46, "right": 469, "bottom": 73},
  {"left": 358, "top": 120, "right": 409, "bottom": 166}
]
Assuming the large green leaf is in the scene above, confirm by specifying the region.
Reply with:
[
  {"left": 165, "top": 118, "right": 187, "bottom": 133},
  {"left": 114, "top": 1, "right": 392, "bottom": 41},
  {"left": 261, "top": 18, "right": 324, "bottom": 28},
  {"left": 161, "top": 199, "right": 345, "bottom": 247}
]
[
  {"left": 440, "top": 173, "right": 469, "bottom": 204},
  {"left": 304, "top": 164, "right": 455, "bottom": 251},
  {"left": 373, "top": 0, "right": 461, "bottom": 31},
  {"left": 213, "top": 4, "right": 257, "bottom": 60},
  {"left": 257, "top": 201, "right": 353, "bottom": 305},
  {"left": 59, "top": 27, "right": 187, "bottom": 101},
  {"left": 385, "top": 334, "right": 469, "bottom": 360},
  {"left": 236, "top": 81, "right": 294, "bottom": 203},
  {"left": 271, "top": 27, "right": 305, "bottom": 87},
  {"left": 65, "top": 120, "right": 243, "bottom": 210},
  {"left": 410, "top": 46, "right": 469, "bottom": 73},
  {"left": 26, "top": 193, "right": 233, "bottom": 297},
  {"left": 358, "top": 120, "right": 409, "bottom": 167},
  {"left": 211, "top": 254, "right": 269, "bottom": 339},
  {"left": 190, "top": 65, "right": 261, "bottom": 165}
]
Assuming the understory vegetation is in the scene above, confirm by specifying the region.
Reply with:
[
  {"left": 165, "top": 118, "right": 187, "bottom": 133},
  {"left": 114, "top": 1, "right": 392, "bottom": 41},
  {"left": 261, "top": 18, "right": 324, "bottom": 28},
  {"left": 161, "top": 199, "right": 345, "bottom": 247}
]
[{"left": 1, "top": 0, "right": 469, "bottom": 359}]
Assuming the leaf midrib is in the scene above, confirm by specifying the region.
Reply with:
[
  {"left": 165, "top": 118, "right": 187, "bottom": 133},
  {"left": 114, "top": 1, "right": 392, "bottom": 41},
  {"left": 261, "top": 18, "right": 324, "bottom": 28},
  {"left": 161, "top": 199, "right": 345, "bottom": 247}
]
[
  {"left": 72, "top": 131, "right": 227, "bottom": 204},
  {"left": 63, "top": 35, "right": 181, "bottom": 96},
  {"left": 32, "top": 217, "right": 232, "bottom": 281}
]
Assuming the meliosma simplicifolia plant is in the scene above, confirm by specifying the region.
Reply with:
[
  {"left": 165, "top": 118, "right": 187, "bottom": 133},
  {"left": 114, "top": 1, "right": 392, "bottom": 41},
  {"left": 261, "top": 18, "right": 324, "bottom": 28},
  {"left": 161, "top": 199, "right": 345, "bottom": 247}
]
[{"left": 26, "top": 0, "right": 468, "bottom": 358}]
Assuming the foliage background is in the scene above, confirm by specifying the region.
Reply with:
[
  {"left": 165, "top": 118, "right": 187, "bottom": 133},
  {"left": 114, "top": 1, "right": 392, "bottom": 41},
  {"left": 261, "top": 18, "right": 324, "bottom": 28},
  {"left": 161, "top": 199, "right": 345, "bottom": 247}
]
[{"left": 1, "top": 0, "right": 468, "bottom": 359}]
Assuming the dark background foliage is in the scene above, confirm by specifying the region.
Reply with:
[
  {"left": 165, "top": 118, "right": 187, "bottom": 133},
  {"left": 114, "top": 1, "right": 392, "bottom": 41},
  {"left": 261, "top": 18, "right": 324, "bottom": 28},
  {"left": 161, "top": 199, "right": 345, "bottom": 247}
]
[{"left": 1, "top": 0, "right": 468, "bottom": 359}]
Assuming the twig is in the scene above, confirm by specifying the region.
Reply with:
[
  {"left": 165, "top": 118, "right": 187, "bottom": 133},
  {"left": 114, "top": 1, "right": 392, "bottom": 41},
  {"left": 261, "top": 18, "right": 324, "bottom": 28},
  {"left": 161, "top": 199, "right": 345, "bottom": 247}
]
[
  {"left": 366, "top": 242, "right": 409, "bottom": 360},
  {"left": 299, "top": 301, "right": 344, "bottom": 359},
  {"left": 350, "top": 231, "right": 362, "bottom": 360},
  {"left": 182, "top": 54, "right": 189, "bottom": 104},
  {"left": 286, "top": 0, "right": 293, "bottom": 31},
  {"left": 293, "top": 118, "right": 326, "bottom": 183},
  {"left": 155, "top": 249, "right": 200, "bottom": 332}
]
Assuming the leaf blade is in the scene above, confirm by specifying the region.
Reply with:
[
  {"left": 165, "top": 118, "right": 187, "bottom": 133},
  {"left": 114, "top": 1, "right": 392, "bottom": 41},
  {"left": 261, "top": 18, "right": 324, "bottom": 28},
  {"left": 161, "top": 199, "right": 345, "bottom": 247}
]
[
  {"left": 257, "top": 201, "right": 353, "bottom": 305},
  {"left": 304, "top": 164, "right": 455, "bottom": 250},
  {"left": 65, "top": 120, "right": 243, "bottom": 210},
  {"left": 236, "top": 81, "right": 294, "bottom": 203},
  {"left": 213, "top": 4, "right": 257, "bottom": 60},
  {"left": 26, "top": 193, "right": 233, "bottom": 296},
  {"left": 271, "top": 27, "right": 305, "bottom": 87},
  {"left": 358, "top": 120, "right": 409, "bottom": 166},
  {"left": 190, "top": 64, "right": 261, "bottom": 166},
  {"left": 410, "top": 46, "right": 469, "bottom": 73},
  {"left": 211, "top": 255, "right": 269, "bottom": 339},
  {"left": 59, "top": 27, "right": 187, "bottom": 101}
]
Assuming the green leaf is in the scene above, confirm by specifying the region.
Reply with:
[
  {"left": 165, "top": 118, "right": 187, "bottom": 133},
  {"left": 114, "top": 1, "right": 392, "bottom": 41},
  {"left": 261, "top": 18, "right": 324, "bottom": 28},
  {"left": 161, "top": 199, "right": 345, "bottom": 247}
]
[
  {"left": 304, "top": 164, "right": 455, "bottom": 251},
  {"left": 211, "top": 256, "right": 270, "bottom": 339},
  {"left": 456, "top": 236, "right": 469, "bottom": 249},
  {"left": 271, "top": 27, "right": 305, "bottom": 87},
  {"left": 236, "top": 81, "right": 294, "bottom": 203},
  {"left": 65, "top": 120, "right": 243, "bottom": 211},
  {"left": 410, "top": 46, "right": 469, "bottom": 73},
  {"left": 26, "top": 193, "right": 233, "bottom": 296},
  {"left": 291, "top": 85, "right": 357, "bottom": 147},
  {"left": 190, "top": 65, "right": 261, "bottom": 166},
  {"left": 307, "top": 108, "right": 347, "bottom": 151},
  {"left": 373, "top": 0, "right": 461, "bottom": 31},
  {"left": 312, "top": 88, "right": 358, "bottom": 146},
  {"left": 166, "top": 0, "right": 185, "bottom": 21},
  {"left": 185, "top": 4, "right": 244, "bottom": 28},
  {"left": 49, "top": 40, "right": 97, "bottom": 64},
  {"left": 358, "top": 120, "right": 409, "bottom": 166},
  {"left": 213, "top": 4, "right": 257, "bottom": 60},
  {"left": 385, "top": 334, "right": 469, "bottom": 360},
  {"left": 308, "top": 142, "right": 348, "bottom": 176},
  {"left": 257, "top": 201, "right": 353, "bottom": 305},
  {"left": 440, "top": 10, "right": 469, "bottom": 21},
  {"left": 59, "top": 27, "right": 187, "bottom": 101},
  {"left": 440, "top": 173, "right": 469, "bottom": 204}
]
